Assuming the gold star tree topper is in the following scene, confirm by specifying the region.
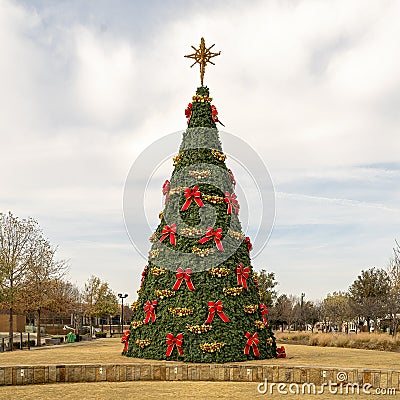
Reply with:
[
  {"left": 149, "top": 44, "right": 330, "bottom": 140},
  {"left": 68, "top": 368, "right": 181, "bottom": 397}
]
[{"left": 185, "top": 37, "right": 221, "bottom": 86}]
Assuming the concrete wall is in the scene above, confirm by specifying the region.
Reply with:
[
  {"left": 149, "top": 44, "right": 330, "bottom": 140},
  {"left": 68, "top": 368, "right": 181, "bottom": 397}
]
[{"left": 0, "top": 363, "right": 399, "bottom": 390}]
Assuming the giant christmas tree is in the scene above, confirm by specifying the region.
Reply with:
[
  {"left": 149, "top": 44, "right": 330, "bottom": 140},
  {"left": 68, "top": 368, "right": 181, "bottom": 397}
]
[{"left": 126, "top": 38, "right": 277, "bottom": 362}]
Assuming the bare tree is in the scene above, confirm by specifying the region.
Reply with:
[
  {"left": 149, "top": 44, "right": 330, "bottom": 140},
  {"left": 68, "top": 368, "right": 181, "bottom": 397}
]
[
  {"left": 270, "top": 294, "right": 295, "bottom": 331},
  {"left": 387, "top": 240, "right": 400, "bottom": 336},
  {"left": 0, "top": 212, "right": 41, "bottom": 350},
  {"left": 18, "top": 237, "right": 67, "bottom": 346}
]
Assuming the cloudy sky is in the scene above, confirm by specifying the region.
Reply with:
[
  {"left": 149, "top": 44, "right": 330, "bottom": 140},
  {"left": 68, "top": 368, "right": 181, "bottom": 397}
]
[{"left": 1, "top": 0, "right": 399, "bottom": 302}]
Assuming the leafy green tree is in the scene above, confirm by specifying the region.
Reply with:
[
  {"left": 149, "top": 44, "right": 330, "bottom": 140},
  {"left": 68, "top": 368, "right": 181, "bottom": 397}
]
[
  {"left": 348, "top": 268, "right": 390, "bottom": 332},
  {"left": 323, "top": 291, "right": 352, "bottom": 332},
  {"left": 96, "top": 285, "right": 119, "bottom": 328},
  {"left": 255, "top": 270, "right": 278, "bottom": 307},
  {"left": 83, "top": 275, "right": 118, "bottom": 337},
  {"left": 302, "top": 300, "right": 321, "bottom": 332}
]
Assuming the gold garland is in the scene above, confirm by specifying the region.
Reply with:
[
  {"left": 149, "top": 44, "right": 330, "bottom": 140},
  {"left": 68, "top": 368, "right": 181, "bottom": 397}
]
[
  {"left": 180, "top": 227, "right": 204, "bottom": 237},
  {"left": 192, "top": 94, "right": 213, "bottom": 103},
  {"left": 243, "top": 304, "right": 259, "bottom": 314},
  {"left": 254, "top": 320, "right": 268, "bottom": 330},
  {"left": 192, "top": 245, "right": 215, "bottom": 257},
  {"left": 208, "top": 267, "right": 230, "bottom": 277},
  {"left": 199, "top": 342, "right": 225, "bottom": 353},
  {"left": 168, "top": 307, "right": 194, "bottom": 317},
  {"left": 187, "top": 324, "right": 212, "bottom": 334},
  {"left": 188, "top": 170, "right": 211, "bottom": 179},
  {"left": 211, "top": 149, "right": 226, "bottom": 161},
  {"left": 202, "top": 194, "right": 224, "bottom": 204},
  {"left": 136, "top": 338, "right": 151, "bottom": 348},
  {"left": 131, "top": 301, "right": 139, "bottom": 312},
  {"left": 173, "top": 153, "right": 182, "bottom": 164},
  {"left": 149, "top": 232, "right": 158, "bottom": 242},
  {"left": 223, "top": 287, "right": 243, "bottom": 296},
  {"left": 149, "top": 249, "right": 160, "bottom": 259},
  {"left": 169, "top": 186, "right": 186, "bottom": 195},
  {"left": 154, "top": 289, "right": 176, "bottom": 299},
  {"left": 131, "top": 320, "right": 143, "bottom": 330},
  {"left": 228, "top": 229, "right": 245, "bottom": 241},
  {"left": 150, "top": 266, "right": 166, "bottom": 276}
]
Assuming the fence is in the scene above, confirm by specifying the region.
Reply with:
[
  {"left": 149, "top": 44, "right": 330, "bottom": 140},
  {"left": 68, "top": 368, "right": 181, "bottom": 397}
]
[{"left": 0, "top": 333, "right": 35, "bottom": 352}]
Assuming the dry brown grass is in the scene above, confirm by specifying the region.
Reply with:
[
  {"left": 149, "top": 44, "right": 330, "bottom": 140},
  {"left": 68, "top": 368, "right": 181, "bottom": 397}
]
[
  {"left": 0, "top": 381, "right": 397, "bottom": 400},
  {"left": 1, "top": 339, "right": 400, "bottom": 400},
  {"left": 2, "top": 337, "right": 400, "bottom": 370},
  {"left": 275, "top": 331, "right": 400, "bottom": 352}
]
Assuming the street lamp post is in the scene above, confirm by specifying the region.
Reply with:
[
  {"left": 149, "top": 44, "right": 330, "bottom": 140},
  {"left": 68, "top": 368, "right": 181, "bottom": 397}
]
[
  {"left": 300, "top": 292, "right": 305, "bottom": 331},
  {"left": 118, "top": 293, "right": 128, "bottom": 334}
]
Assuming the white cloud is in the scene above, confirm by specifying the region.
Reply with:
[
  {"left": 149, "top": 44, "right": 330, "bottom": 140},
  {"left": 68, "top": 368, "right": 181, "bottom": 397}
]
[{"left": 0, "top": 0, "right": 399, "bottom": 299}]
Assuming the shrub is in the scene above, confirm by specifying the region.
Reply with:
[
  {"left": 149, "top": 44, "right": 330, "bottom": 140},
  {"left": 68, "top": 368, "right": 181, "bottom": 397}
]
[
  {"left": 95, "top": 332, "right": 107, "bottom": 338},
  {"left": 275, "top": 331, "right": 400, "bottom": 352}
]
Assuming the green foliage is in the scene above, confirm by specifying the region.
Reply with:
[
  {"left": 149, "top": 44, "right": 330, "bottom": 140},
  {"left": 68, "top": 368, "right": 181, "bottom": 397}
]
[
  {"left": 323, "top": 291, "right": 351, "bottom": 326},
  {"left": 127, "top": 87, "right": 276, "bottom": 362},
  {"left": 257, "top": 270, "right": 278, "bottom": 307},
  {"left": 348, "top": 267, "right": 390, "bottom": 329}
]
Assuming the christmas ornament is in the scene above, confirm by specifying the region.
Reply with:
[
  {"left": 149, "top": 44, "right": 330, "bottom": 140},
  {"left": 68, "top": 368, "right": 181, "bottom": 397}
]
[
  {"left": 181, "top": 186, "right": 205, "bottom": 211},
  {"left": 205, "top": 300, "right": 230, "bottom": 324},
  {"left": 143, "top": 300, "right": 158, "bottom": 324},
  {"left": 166, "top": 333, "right": 183, "bottom": 357},
  {"left": 173, "top": 267, "right": 195, "bottom": 291},
  {"left": 198, "top": 226, "right": 224, "bottom": 251},
  {"left": 159, "top": 224, "right": 177, "bottom": 245},
  {"left": 236, "top": 263, "right": 250, "bottom": 289},
  {"left": 244, "top": 332, "right": 260, "bottom": 357}
]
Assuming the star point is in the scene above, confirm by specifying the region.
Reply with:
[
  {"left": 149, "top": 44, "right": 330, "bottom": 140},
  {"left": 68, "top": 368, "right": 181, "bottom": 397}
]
[{"left": 184, "top": 37, "right": 221, "bottom": 86}]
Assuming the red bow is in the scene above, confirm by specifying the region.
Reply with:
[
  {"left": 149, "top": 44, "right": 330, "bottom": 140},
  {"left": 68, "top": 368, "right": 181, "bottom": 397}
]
[
  {"left": 245, "top": 236, "right": 253, "bottom": 252},
  {"left": 228, "top": 169, "right": 236, "bottom": 188},
  {"left": 140, "top": 265, "right": 148, "bottom": 288},
  {"left": 181, "top": 186, "right": 204, "bottom": 211},
  {"left": 211, "top": 105, "right": 225, "bottom": 126},
  {"left": 260, "top": 304, "right": 269, "bottom": 324},
  {"left": 143, "top": 300, "right": 158, "bottom": 324},
  {"left": 166, "top": 333, "right": 183, "bottom": 357},
  {"left": 244, "top": 332, "right": 260, "bottom": 357},
  {"left": 159, "top": 224, "right": 177, "bottom": 245},
  {"left": 236, "top": 263, "right": 250, "bottom": 289},
  {"left": 173, "top": 267, "right": 195, "bottom": 291},
  {"left": 276, "top": 346, "right": 286, "bottom": 358},
  {"left": 121, "top": 330, "right": 130, "bottom": 353},
  {"left": 205, "top": 300, "right": 230, "bottom": 324},
  {"left": 162, "top": 180, "right": 170, "bottom": 204},
  {"left": 198, "top": 226, "right": 224, "bottom": 251},
  {"left": 224, "top": 192, "right": 239, "bottom": 215},
  {"left": 185, "top": 103, "right": 192, "bottom": 124}
]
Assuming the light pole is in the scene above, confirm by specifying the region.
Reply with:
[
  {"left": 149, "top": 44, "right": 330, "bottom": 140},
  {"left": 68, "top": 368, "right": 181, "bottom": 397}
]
[
  {"left": 300, "top": 293, "right": 305, "bottom": 331},
  {"left": 118, "top": 293, "right": 128, "bottom": 334}
]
